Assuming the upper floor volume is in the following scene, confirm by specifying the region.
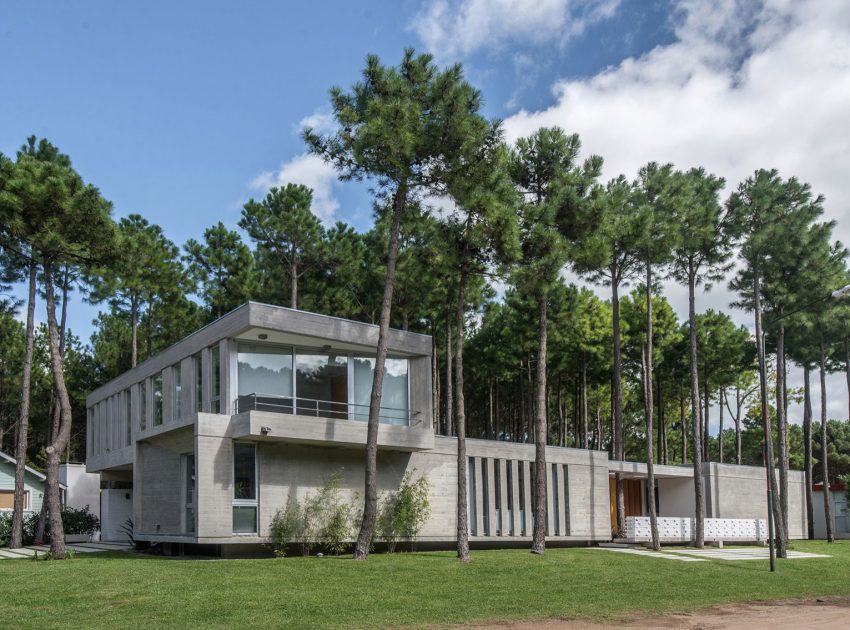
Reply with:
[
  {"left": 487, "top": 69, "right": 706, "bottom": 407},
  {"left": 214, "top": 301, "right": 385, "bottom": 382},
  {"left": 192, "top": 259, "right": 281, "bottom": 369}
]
[{"left": 86, "top": 302, "right": 435, "bottom": 472}]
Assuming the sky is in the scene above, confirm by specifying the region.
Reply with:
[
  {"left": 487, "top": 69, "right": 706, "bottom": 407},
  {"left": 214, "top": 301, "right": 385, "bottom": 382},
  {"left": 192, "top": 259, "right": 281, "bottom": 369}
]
[{"left": 2, "top": 0, "right": 850, "bottom": 429}]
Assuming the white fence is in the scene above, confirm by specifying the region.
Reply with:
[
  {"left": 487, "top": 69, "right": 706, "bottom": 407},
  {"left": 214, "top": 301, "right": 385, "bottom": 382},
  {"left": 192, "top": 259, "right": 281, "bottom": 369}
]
[{"left": 625, "top": 516, "right": 767, "bottom": 542}]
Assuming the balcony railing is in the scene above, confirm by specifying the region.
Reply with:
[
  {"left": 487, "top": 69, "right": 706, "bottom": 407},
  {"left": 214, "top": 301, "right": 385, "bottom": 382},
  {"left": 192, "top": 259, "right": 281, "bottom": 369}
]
[{"left": 235, "top": 392, "right": 416, "bottom": 426}]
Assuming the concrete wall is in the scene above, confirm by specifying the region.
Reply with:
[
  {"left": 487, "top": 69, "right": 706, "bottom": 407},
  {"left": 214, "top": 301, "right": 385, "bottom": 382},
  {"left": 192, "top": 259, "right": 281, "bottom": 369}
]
[
  {"left": 59, "top": 463, "right": 101, "bottom": 518},
  {"left": 657, "top": 477, "right": 698, "bottom": 518},
  {"left": 135, "top": 428, "right": 194, "bottom": 538},
  {"left": 705, "top": 462, "right": 808, "bottom": 539},
  {"left": 101, "top": 489, "right": 133, "bottom": 542}
]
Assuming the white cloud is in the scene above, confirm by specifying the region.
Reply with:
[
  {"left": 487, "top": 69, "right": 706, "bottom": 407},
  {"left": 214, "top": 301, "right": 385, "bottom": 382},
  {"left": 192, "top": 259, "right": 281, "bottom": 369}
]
[
  {"left": 411, "top": 0, "right": 621, "bottom": 60},
  {"left": 499, "top": 0, "right": 850, "bottom": 426},
  {"left": 250, "top": 153, "right": 340, "bottom": 224},
  {"left": 295, "top": 112, "right": 336, "bottom": 136}
]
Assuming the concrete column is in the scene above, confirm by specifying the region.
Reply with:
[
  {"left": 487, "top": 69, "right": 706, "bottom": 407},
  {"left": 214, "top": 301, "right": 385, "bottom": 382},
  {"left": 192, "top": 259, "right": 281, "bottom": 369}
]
[
  {"left": 474, "top": 457, "right": 485, "bottom": 536},
  {"left": 201, "top": 347, "right": 212, "bottom": 413},
  {"left": 219, "top": 338, "right": 235, "bottom": 415},
  {"left": 559, "top": 464, "right": 570, "bottom": 536},
  {"left": 547, "top": 463, "right": 556, "bottom": 536},
  {"left": 162, "top": 366, "right": 174, "bottom": 424},
  {"left": 180, "top": 356, "right": 193, "bottom": 421},
  {"left": 522, "top": 460, "right": 532, "bottom": 537},
  {"left": 510, "top": 460, "right": 521, "bottom": 537},
  {"left": 486, "top": 457, "right": 497, "bottom": 536},
  {"left": 499, "top": 459, "right": 509, "bottom": 536},
  {"left": 133, "top": 441, "right": 143, "bottom": 538}
]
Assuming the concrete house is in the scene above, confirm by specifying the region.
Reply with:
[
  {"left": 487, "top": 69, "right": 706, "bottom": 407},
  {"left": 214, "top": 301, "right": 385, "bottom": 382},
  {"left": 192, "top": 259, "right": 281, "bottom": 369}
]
[{"left": 85, "top": 302, "right": 807, "bottom": 552}]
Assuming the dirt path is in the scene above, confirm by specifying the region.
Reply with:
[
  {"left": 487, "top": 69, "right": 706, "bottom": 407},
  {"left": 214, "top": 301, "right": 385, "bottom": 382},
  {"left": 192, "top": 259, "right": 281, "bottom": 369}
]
[{"left": 464, "top": 596, "right": 850, "bottom": 629}]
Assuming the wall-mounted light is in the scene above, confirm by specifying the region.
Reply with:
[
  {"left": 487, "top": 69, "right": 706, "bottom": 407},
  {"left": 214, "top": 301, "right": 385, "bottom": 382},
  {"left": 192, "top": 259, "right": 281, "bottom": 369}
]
[
  {"left": 258, "top": 333, "right": 268, "bottom": 340},
  {"left": 260, "top": 426, "right": 272, "bottom": 435}
]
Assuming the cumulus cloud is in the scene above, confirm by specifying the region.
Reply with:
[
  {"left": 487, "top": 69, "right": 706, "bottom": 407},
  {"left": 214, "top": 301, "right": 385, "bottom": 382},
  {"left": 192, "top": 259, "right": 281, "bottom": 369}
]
[
  {"left": 296, "top": 111, "right": 336, "bottom": 136},
  {"left": 250, "top": 153, "right": 340, "bottom": 224},
  {"left": 411, "top": 0, "right": 620, "bottom": 60},
  {"left": 496, "top": 0, "right": 850, "bottom": 425}
]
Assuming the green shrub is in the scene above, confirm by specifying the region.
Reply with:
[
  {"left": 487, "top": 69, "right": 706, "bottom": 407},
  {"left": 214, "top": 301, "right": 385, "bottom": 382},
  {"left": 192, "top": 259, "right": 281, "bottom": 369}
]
[
  {"left": 269, "top": 472, "right": 356, "bottom": 557},
  {"left": 378, "top": 472, "right": 430, "bottom": 552},
  {"left": 0, "top": 506, "right": 100, "bottom": 547}
]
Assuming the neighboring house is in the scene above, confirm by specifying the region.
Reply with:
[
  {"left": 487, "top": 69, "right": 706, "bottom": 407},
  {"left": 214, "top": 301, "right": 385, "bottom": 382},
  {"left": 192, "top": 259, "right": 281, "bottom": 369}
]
[
  {"left": 0, "top": 450, "right": 67, "bottom": 515},
  {"left": 85, "top": 302, "right": 808, "bottom": 553},
  {"left": 813, "top": 482, "right": 850, "bottom": 539}
]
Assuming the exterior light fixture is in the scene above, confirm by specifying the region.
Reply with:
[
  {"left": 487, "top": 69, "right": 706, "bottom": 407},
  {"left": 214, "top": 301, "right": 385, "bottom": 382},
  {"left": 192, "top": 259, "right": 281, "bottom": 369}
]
[{"left": 258, "top": 333, "right": 268, "bottom": 340}]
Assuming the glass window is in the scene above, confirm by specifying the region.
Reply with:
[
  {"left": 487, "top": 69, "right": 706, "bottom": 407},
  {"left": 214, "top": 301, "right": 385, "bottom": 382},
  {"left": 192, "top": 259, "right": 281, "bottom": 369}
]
[
  {"left": 125, "top": 389, "right": 132, "bottom": 447},
  {"left": 233, "top": 506, "right": 258, "bottom": 534},
  {"left": 194, "top": 354, "right": 202, "bottom": 413},
  {"left": 153, "top": 373, "right": 163, "bottom": 426},
  {"left": 352, "top": 357, "right": 409, "bottom": 425},
  {"left": 211, "top": 345, "right": 221, "bottom": 413},
  {"left": 184, "top": 453, "right": 195, "bottom": 534},
  {"left": 173, "top": 364, "right": 182, "bottom": 420},
  {"left": 233, "top": 443, "right": 256, "bottom": 500},
  {"left": 295, "top": 353, "right": 347, "bottom": 419},
  {"left": 232, "top": 443, "right": 257, "bottom": 534},
  {"left": 237, "top": 344, "right": 293, "bottom": 413},
  {"left": 140, "top": 380, "right": 147, "bottom": 431}
]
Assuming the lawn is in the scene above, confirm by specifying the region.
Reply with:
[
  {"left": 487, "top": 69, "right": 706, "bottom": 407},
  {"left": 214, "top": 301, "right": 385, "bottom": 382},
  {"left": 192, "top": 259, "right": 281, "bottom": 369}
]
[{"left": 2, "top": 541, "right": 850, "bottom": 629}]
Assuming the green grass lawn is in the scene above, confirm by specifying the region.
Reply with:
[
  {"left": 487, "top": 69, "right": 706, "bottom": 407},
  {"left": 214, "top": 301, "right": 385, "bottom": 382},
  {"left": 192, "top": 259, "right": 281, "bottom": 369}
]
[{"left": 2, "top": 541, "right": 849, "bottom": 629}]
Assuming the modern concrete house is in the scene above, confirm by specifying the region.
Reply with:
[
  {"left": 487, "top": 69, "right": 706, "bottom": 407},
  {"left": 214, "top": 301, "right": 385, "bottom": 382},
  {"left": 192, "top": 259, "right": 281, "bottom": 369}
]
[{"left": 85, "top": 302, "right": 808, "bottom": 551}]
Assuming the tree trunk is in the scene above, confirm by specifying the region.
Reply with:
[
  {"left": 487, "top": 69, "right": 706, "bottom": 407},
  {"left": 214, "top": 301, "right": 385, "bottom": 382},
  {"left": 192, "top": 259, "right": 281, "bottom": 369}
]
[
  {"left": 290, "top": 246, "right": 298, "bottom": 309},
  {"left": 581, "top": 357, "right": 589, "bottom": 450},
  {"left": 130, "top": 294, "right": 138, "bottom": 368},
  {"left": 432, "top": 332, "right": 439, "bottom": 432},
  {"left": 611, "top": 276, "right": 625, "bottom": 535},
  {"left": 644, "top": 265, "right": 660, "bottom": 550},
  {"left": 680, "top": 395, "right": 687, "bottom": 464},
  {"left": 455, "top": 270, "right": 470, "bottom": 561},
  {"left": 687, "top": 264, "right": 705, "bottom": 548},
  {"left": 735, "top": 387, "right": 742, "bottom": 465},
  {"left": 43, "top": 260, "right": 74, "bottom": 559},
  {"left": 803, "top": 364, "right": 814, "bottom": 540},
  {"left": 657, "top": 379, "right": 663, "bottom": 465},
  {"left": 353, "top": 184, "right": 406, "bottom": 560},
  {"left": 445, "top": 309, "right": 453, "bottom": 437},
  {"left": 819, "top": 335, "right": 834, "bottom": 543},
  {"left": 703, "top": 376, "right": 710, "bottom": 463},
  {"left": 531, "top": 294, "right": 548, "bottom": 555},
  {"left": 556, "top": 374, "right": 564, "bottom": 447},
  {"left": 718, "top": 387, "right": 724, "bottom": 464},
  {"left": 10, "top": 258, "right": 37, "bottom": 549},
  {"left": 753, "top": 264, "right": 785, "bottom": 557},
  {"left": 846, "top": 338, "right": 850, "bottom": 422},
  {"left": 776, "top": 321, "right": 789, "bottom": 548}
]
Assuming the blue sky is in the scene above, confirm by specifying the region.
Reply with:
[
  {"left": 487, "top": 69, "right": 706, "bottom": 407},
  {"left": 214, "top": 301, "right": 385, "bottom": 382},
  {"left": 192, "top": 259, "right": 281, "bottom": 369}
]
[{"left": 3, "top": 0, "right": 850, "bottom": 423}]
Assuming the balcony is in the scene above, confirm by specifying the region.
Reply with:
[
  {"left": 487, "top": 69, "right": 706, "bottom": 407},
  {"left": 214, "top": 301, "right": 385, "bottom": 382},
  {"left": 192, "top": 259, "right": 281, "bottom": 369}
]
[{"left": 231, "top": 392, "right": 434, "bottom": 452}]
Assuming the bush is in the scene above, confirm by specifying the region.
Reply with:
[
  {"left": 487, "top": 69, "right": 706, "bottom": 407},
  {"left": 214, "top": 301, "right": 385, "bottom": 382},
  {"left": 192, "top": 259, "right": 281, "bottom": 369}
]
[
  {"left": 268, "top": 472, "right": 356, "bottom": 557},
  {"left": 0, "top": 505, "right": 100, "bottom": 547},
  {"left": 378, "top": 472, "right": 430, "bottom": 552}
]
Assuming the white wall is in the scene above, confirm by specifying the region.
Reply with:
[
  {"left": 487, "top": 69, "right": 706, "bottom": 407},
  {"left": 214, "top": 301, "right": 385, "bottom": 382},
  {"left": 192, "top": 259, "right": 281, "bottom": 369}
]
[{"left": 101, "top": 488, "right": 133, "bottom": 542}]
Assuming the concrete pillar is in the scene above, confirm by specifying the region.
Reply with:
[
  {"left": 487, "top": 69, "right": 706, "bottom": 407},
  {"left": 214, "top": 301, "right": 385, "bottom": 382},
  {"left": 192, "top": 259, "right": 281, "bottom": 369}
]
[
  {"left": 474, "top": 457, "right": 485, "bottom": 536},
  {"left": 510, "top": 460, "right": 521, "bottom": 537},
  {"left": 522, "top": 460, "right": 532, "bottom": 537},
  {"left": 201, "top": 347, "right": 212, "bottom": 413},
  {"left": 486, "top": 457, "right": 497, "bottom": 536},
  {"left": 547, "top": 463, "right": 556, "bottom": 536},
  {"left": 499, "top": 459, "right": 509, "bottom": 536}
]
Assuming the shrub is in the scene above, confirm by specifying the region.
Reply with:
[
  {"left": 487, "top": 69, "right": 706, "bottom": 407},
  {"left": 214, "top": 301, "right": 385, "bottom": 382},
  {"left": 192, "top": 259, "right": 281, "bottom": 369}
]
[
  {"left": 0, "top": 506, "right": 100, "bottom": 547},
  {"left": 268, "top": 471, "right": 356, "bottom": 557},
  {"left": 378, "top": 472, "right": 430, "bottom": 552}
]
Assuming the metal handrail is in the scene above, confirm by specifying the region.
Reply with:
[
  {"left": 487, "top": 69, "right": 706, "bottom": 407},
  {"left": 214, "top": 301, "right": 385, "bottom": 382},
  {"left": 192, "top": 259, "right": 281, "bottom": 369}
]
[{"left": 235, "top": 392, "right": 417, "bottom": 425}]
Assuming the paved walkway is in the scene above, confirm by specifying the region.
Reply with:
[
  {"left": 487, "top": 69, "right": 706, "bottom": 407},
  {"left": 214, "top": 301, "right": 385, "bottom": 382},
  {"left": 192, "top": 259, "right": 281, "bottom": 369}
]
[
  {"left": 595, "top": 545, "right": 831, "bottom": 562},
  {"left": 0, "top": 541, "right": 131, "bottom": 559}
]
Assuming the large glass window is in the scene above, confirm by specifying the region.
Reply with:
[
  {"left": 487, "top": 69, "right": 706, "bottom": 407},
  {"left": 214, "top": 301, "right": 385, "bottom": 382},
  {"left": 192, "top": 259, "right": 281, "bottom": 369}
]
[
  {"left": 184, "top": 453, "right": 195, "bottom": 534},
  {"left": 211, "top": 345, "right": 221, "bottom": 413},
  {"left": 238, "top": 344, "right": 293, "bottom": 413},
  {"left": 352, "top": 357, "right": 409, "bottom": 425},
  {"left": 295, "top": 353, "right": 347, "bottom": 419},
  {"left": 153, "top": 374, "right": 163, "bottom": 426},
  {"left": 232, "top": 443, "right": 257, "bottom": 534},
  {"left": 173, "top": 364, "right": 182, "bottom": 420}
]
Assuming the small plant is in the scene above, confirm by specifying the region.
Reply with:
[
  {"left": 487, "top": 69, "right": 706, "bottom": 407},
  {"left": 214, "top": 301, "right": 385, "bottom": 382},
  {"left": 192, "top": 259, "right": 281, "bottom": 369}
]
[
  {"left": 268, "top": 471, "right": 357, "bottom": 557},
  {"left": 378, "top": 472, "right": 430, "bottom": 552},
  {"left": 120, "top": 518, "right": 136, "bottom": 547}
]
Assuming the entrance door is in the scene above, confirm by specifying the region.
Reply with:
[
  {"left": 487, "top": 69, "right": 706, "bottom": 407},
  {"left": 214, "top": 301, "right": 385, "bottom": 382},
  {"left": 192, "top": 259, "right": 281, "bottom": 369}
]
[{"left": 609, "top": 477, "right": 643, "bottom": 532}]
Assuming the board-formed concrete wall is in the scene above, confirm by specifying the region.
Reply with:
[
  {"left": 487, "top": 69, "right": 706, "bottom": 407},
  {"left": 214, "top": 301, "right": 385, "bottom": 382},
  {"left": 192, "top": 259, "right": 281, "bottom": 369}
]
[{"left": 704, "top": 462, "right": 808, "bottom": 539}]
